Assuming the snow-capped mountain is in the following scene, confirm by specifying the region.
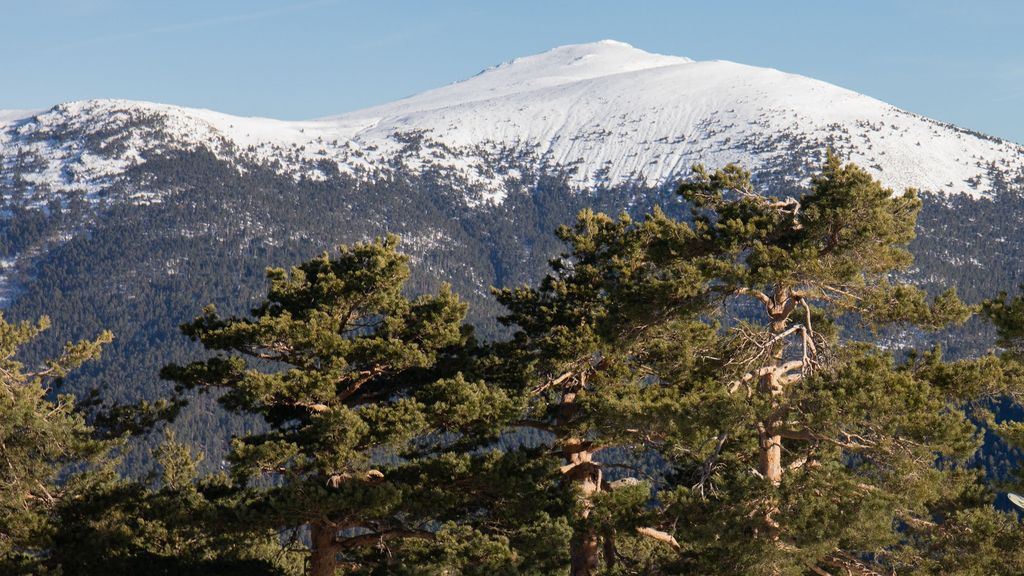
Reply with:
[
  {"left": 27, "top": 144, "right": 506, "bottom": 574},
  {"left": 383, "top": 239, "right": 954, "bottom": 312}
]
[
  {"left": 4, "top": 40, "right": 1024, "bottom": 474},
  {"left": 4, "top": 40, "right": 1023, "bottom": 211}
]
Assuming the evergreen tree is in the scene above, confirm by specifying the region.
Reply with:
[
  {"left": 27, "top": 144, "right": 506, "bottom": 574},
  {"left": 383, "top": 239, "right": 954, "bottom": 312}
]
[
  {"left": 0, "top": 313, "right": 290, "bottom": 575},
  {"left": 0, "top": 313, "right": 112, "bottom": 573},
  {"left": 163, "top": 236, "right": 538, "bottom": 575},
  {"left": 493, "top": 153, "right": 1024, "bottom": 574},
  {"left": 491, "top": 197, "right": 724, "bottom": 574},
  {"left": 48, "top": 427, "right": 308, "bottom": 576}
]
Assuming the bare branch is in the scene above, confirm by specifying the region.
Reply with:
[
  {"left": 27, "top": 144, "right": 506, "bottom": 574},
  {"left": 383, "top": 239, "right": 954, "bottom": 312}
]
[
  {"left": 532, "top": 370, "right": 573, "bottom": 395},
  {"left": 775, "top": 427, "right": 878, "bottom": 450},
  {"left": 337, "top": 367, "right": 386, "bottom": 402},
  {"left": 786, "top": 454, "right": 810, "bottom": 471},
  {"left": 817, "top": 283, "right": 862, "bottom": 303},
  {"left": 778, "top": 360, "right": 804, "bottom": 374},
  {"left": 736, "top": 287, "right": 773, "bottom": 310},
  {"left": 335, "top": 529, "right": 435, "bottom": 550},
  {"left": 635, "top": 526, "right": 681, "bottom": 551},
  {"left": 728, "top": 366, "right": 774, "bottom": 394},
  {"left": 693, "top": 432, "right": 728, "bottom": 499},
  {"left": 822, "top": 550, "right": 888, "bottom": 576},
  {"left": 325, "top": 470, "right": 384, "bottom": 488},
  {"left": 730, "top": 361, "right": 804, "bottom": 394}
]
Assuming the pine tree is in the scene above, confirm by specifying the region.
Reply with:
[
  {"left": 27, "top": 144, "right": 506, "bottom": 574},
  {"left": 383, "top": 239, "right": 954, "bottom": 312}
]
[
  {"left": 493, "top": 152, "right": 1024, "bottom": 574},
  {"left": 491, "top": 205, "right": 720, "bottom": 574},
  {"left": 0, "top": 313, "right": 289, "bottom": 575},
  {"left": 49, "top": 428, "right": 305, "bottom": 576},
  {"left": 0, "top": 313, "right": 112, "bottom": 573},
  {"left": 162, "top": 236, "right": 531, "bottom": 575}
]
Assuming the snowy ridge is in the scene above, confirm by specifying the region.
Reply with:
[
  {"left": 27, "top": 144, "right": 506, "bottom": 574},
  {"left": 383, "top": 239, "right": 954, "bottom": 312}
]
[{"left": 3, "top": 40, "right": 1024, "bottom": 208}]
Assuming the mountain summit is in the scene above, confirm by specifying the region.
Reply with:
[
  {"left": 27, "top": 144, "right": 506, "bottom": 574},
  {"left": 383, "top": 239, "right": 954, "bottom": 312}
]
[
  {"left": 3, "top": 41, "right": 1023, "bottom": 208},
  {"left": 1, "top": 42, "right": 1022, "bottom": 474}
]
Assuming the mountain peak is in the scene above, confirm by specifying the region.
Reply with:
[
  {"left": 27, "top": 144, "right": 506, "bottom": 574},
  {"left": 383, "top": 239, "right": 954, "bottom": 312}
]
[
  {"left": 4, "top": 42, "right": 1023, "bottom": 208},
  {"left": 338, "top": 40, "right": 693, "bottom": 125},
  {"left": 482, "top": 40, "right": 692, "bottom": 80}
]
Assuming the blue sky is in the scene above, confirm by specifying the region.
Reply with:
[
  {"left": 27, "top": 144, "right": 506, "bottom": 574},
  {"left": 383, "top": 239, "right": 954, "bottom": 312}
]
[{"left": 4, "top": 0, "right": 1024, "bottom": 142}]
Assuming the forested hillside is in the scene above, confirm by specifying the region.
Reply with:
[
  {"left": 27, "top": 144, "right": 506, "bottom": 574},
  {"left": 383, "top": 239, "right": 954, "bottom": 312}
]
[
  {"left": 5, "top": 42, "right": 1024, "bottom": 476},
  {"left": 3, "top": 142, "right": 1024, "bottom": 476},
  {"left": 6, "top": 157, "right": 1024, "bottom": 575}
]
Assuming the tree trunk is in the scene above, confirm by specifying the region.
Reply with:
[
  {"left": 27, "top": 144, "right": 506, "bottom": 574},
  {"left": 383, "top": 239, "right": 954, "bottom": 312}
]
[
  {"left": 757, "top": 296, "right": 793, "bottom": 557},
  {"left": 759, "top": 427, "right": 783, "bottom": 485},
  {"left": 559, "top": 370, "right": 604, "bottom": 576},
  {"left": 309, "top": 521, "right": 340, "bottom": 576},
  {"left": 758, "top": 359, "right": 784, "bottom": 486},
  {"left": 603, "top": 530, "right": 617, "bottom": 570},
  {"left": 570, "top": 529, "right": 601, "bottom": 576},
  {"left": 565, "top": 438, "right": 602, "bottom": 576},
  {"left": 759, "top": 307, "right": 790, "bottom": 486}
]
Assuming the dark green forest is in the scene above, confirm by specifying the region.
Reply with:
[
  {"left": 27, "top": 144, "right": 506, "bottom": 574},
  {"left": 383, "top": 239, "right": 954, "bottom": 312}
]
[
  {"left": 5, "top": 155, "right": 1024, "bottom": 574},
  {"left": 5, "top": 142, "right": 1024, "bottom": 478}
]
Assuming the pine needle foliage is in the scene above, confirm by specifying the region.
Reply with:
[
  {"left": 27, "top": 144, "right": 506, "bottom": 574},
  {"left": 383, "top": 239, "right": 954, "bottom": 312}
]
[
  {"left": 163, "top": 236, "right": 554, "bottom": 575},
  {"left": 492, "top": 153, "right": 1024, "bottom": 575}
]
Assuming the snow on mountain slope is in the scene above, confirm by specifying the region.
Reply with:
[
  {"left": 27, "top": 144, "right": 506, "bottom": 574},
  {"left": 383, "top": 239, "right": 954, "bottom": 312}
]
[{"left": 3, "top": 40, "right": 1023, "bottom": 208}]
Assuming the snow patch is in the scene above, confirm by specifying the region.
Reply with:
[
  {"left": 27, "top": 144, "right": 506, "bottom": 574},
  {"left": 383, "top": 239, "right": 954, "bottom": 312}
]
[{"left": 2, "top": 40, "right": 1023, "bottom": 210}]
